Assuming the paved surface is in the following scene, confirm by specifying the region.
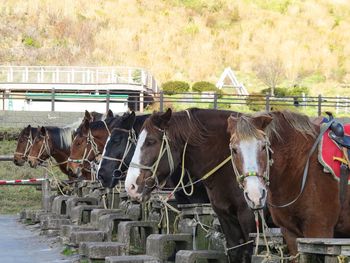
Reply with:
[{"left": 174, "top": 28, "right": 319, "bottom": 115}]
[{"left": 0, "top": 215, "right": 75, "bottom": 263}]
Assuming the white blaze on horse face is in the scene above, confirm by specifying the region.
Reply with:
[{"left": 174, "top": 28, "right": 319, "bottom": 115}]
[
  {"left": 125, "top": 129, "right": 147, "bottom": 198},
  {"left": 239, "top": 138, "right": 267, "bottom": 209}
]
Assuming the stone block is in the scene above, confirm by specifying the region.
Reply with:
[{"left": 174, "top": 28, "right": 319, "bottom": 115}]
[
  {"left": 69, "top": 230, "right": 106, "bottom": 246},
  {"left": 175, "top": 250, "right": 228, "bottom": 263},
  {"left": 79, "top": 242, "right": 126, "bottom": 259},
  {"left": 65, "top": 196, "right": 100, "bottom": 216},
  {"left": 146, "top": 234, "right": 192, "bottom": 262},
  {"left": 98, "top": 213, "right": 131, "bottom": 242},
  {"left": 118, "top": 221, "right": 159, "bottom": 255},
  {"left": 51, "top": 195, "right": 70, "bottom": 216},
  {"left": 70, "top": 205, "right": 102, "bottom": 225},
  {"left": 105, "top": 255, "right": 160, "bottom": 263},
  {"left": 90, "top": 209, "right": 123, "bottom": 228},
  {"left": 60, "top": 225, "right": 94, "bottom": 245}
]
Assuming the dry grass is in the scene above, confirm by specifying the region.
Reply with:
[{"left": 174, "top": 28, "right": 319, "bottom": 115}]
[{"left": 0, "top": 0, "right": 350, "bottom": 95}]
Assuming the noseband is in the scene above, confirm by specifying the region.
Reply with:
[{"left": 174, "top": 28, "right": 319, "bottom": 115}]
[
  {"left": 14, "top": 129, "right": 33, "bottom": 159},
  {"left": 229, "top": 134, "right": 273, "bottom": 189},
  {"left": 68, "top": 120, "right": 111, "bottom": 165},
  {"left": 130, "top": 128, "right": 175, "bottom": 188},
  {"left": 100, "top": 128, "right": 137, "bottom": 179},
  {"left": 28, "top": 133, "right": 51, "bottom": 162}
]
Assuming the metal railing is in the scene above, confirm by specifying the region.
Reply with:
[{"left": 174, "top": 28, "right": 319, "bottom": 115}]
[
  {"left": 1, "top": 89, "right": 350, "bottom": 116},
  {"left": 0, "top": 65, "right": 159, "bottom": 92}
]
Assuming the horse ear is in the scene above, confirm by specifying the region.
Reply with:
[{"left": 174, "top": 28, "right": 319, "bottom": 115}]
[
  {"left": 106, "top": 109, "right": 114, "bottom": 119},
  {"left": 158, "top": 108, "right": 172, "bottom": 129},
  {"left": 84, "top": 110, "right": 92, "bottom": 122},
  {"left": 40, "top": 126, "right": 47, "bottom": 136},
  {"left": 81, "top": 119, "right": 90, "bottom": 134},
  {"left": 121, "top": 111, "right": 136, "bottom": 130},
  {"left": 252, "top": 115, "right": 273, "bottom": 130},
  {"left": 227, "top": 115, "right": 238, "bottom": 133}
]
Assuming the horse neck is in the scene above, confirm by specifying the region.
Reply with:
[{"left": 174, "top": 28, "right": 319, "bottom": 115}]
[
  {"left": 47, "top": 127, "right": 71, "bottom": 163},
  {"left": 178, "top": 110, "right": 232, "bottom": 180},
  {"left": 268, "top": 124, "right": 316, "bottom": 202}
]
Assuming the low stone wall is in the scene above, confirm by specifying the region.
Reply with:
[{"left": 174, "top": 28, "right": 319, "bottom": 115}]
[{"left": 0, "top": 111, "right": 85, "bottom": 128}]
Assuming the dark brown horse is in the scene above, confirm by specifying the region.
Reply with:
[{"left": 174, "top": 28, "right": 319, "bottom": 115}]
[
  {"left": 27, "top": 125, "right": 78, "bottom": 181},
  {"left": 67, "top": 114, "right": 123, "bottom": 176},
  {"left": 124, "top": 108, "right": 254, "bottom": 262},
  {"left": 13, "top": 125, "right": 38, "bottom": 166},
  {"left": 227, "top": 110, "right": 350, "bottom": 256}
]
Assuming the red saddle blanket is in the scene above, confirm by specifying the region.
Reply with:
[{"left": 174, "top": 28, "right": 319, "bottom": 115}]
[{"left": 318, "top": 123, "right": 350, "bottom": 183}]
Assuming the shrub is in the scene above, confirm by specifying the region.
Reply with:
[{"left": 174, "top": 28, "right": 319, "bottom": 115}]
[
  {"left": 261, "top": 87, "right": 288, "bottom": 97},
  {"left": 161, "top": 81, "right": 190, "bottom": 95},
  {"left": 192, "top": 81, "right": 216, "bottom": 92},
  {"left": 287, "top": 86, "right": 309, "bottom": 96}
]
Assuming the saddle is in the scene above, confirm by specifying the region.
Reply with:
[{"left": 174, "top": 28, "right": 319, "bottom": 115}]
[{"left": 326, "top": 112, "right": 350, "bottom": 205}]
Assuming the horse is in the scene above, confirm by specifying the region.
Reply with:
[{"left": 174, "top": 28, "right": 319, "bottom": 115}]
[
  {"left": 27, "top": 125, "right": 79, "bottom": 181},
  {"left": 124, "top": 108, "right": 254, "bottom": 262},
  {"left": 67, "top": 114, "right": 123, "bottom": 177},
  {"left": 97, "top": 111, "right": 210, "bottom": 204},
  {"left": 13, "top": 125, "right": 38, "bottom": 166},
  {"left": 226, "top": 110, "right": 350, "bottom": 256}
]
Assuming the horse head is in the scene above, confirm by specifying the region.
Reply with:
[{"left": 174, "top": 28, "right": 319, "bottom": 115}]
[
  {"left": 14, "top": 125, "right": 36, "bottom": 166},
  {"left": 97, "top": 112, "right": 137, "bottom": 188},
  {"left": 28, "top": 126, "right": 51, "bottom": 168},
  {"left": 227, "top": 114, "right": 273, "bottom": 210},
  {"left": 125, "top": 108, "right": 182, "bottom": 202}
]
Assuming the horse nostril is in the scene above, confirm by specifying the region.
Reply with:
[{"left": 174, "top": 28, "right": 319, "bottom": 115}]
[
  {"left": 130, "top": 184, "right": 136, "bottom": 190},
  {"left": 261, "top": 189, "right": 266, "bottom": 199}
]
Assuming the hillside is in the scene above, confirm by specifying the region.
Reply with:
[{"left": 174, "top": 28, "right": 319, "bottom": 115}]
[{"left": 0, "top": 0, "right": 350, "bottom": 95}]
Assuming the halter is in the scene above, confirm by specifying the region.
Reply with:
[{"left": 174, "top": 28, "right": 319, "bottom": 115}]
[
  {"left": 14, "top": 129, "right": 33, "bottom": 159},
  {"left": 68, "top": 129, "right": 101, "bottom": 165},
  {"left": 130, "top": 127, "right": 175, "bottom": 187},
  {"left": 101, "top": 128, "right": 137, "bottom": 178},
  {"left": 27, "top": 133, "right": 51, "bottom": 163},
  {"left": 229, "top": 134, "right": 273, "bottom": 189}
]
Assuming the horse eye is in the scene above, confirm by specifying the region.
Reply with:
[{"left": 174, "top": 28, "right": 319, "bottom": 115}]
[
  {"left": 145, "top": 139, "right": 156, "bottom": 146},
  {"left": 230, "top": 144, "right": 238, "bottom": 154}
]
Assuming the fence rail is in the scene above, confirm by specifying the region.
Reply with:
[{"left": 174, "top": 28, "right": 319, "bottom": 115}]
[{"left": 1, "top": 90, "right": 350, "bottom": 116}]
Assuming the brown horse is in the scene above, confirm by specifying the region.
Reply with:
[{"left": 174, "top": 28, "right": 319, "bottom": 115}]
[
  {"left": 67, "top": 114, "right": 123, "bottom": 176},
  {"left": 27, "top": 125, "right": 78, "bottom": 181},
  {"left": 13, "top": 125, "right": 38, "bottom": 166},
  {"left": 227, "top": 110, "right": 350, "bottom": 256},
  {"left": 124, "top": 108, "right": 255, "bottom": 262}
]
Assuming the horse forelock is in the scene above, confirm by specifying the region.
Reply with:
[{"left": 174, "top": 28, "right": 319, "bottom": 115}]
[
  {"left": 234, "top": 115, "right": 266, "bottom": 141},
  {"left": 143, "top": 109, "right": 208, "bottom": 147}
]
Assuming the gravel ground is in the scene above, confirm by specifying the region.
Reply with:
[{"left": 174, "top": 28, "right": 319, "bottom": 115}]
[{"left": 0, "top": 215, "right": 78, "bottom": 263}]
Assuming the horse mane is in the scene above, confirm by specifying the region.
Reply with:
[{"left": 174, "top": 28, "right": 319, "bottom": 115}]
[
  {"left": 235, "top": 110, "right": 317, "bottom": 142},
  {"left": 46, "top": 126, "right": 74, "bottom": 151},
  {"left": 143, "top": 108, "right": 209, "bottom": 147}
]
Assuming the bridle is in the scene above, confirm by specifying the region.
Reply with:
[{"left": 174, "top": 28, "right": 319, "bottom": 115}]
[
  {"left": 14, "top": 129, "right": 33, "bottom": 160},
  {"left": 229, "top": 133, "right": 273, "bottom": 189},
  {"left": 27, "top": 133, "right": 52, "bottom": 163},
  {"left": 68, "top": 121, "right": 111, "bottom": 166},
  {"left": 100, "top": 128, "right": 137, "bottom": 179},
  {"left": 130, "top": 127, "right": 175, "bottom": 188}
]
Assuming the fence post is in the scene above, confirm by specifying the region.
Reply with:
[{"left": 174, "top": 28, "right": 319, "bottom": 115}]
[
  {"left": 106, "top": 89, "right": 110, "bottom": 114},
  {"left": 265, "top": 93, "right": 270, "bottom": 112},
  {"left": 213, "top": 93, "right": 218, "bottom": 109},
  {"left": 41, "top": 173, "right": 51, "bottom": 212},
  {"left": 159, "top": 91, "right": 164, "bottom": 112},
  {"left": 51, "top": 88, "right": 55, "bottom": 112},
  {"left": 139, "top": 91, "right": 144, "bottom": 113},
  {"left": 318, "top": 94, "right": 322, "bottom": 116}
]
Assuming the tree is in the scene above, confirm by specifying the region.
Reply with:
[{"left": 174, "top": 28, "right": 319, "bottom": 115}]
[{"left": 254, "top": 58, "right": 285, "bottom": 96}]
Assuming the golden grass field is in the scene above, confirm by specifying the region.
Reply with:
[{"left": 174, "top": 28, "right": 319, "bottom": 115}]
[{"left": 0, "top": 0, "right": 349, "bottom": 95}]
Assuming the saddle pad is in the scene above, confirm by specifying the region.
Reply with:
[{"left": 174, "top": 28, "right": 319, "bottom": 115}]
[{"left": 318, "top": 123, "right": 350, "bottom": 183}]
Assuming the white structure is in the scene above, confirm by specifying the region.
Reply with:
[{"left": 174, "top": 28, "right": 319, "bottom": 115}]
[{"left": 216, "top": 67, "right": 249, "bottom": 95}]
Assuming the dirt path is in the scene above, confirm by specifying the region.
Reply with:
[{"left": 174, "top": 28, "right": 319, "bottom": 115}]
[{"left": 0, "top": 215, "right": 76, "bottom": 263}]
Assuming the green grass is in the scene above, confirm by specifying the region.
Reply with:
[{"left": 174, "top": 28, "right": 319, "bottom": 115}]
[
  {"left": 0, "top": 140, "right": 67, "bottom": 214},
  {"left": 61, "top": 246, "right": 78, "bottom": 256}
]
